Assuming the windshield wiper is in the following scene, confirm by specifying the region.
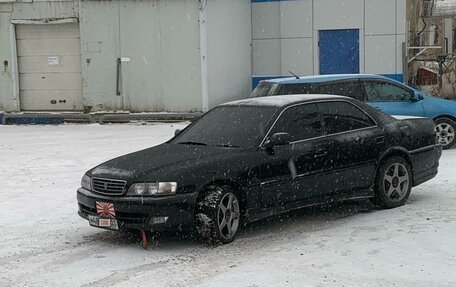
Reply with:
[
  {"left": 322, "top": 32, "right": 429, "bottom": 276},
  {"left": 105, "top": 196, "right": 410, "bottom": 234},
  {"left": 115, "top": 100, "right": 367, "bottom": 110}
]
[
  {"left": 177, "top": 141, "right": 207, "bottom": 146},
  {"left": 216, "top": 144, "right": 241, "bottom": 148}
]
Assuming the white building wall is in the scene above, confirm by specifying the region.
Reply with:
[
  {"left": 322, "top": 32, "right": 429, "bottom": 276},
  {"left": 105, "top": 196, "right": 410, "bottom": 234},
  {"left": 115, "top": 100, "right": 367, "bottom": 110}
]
[
  {"left": 252, "top": 0, "right": 313, "bottom": 77},
  {"left": 205, "top": 0, "right": 252, "bottom": 109},
  {"left": 280, "top": 0, "right": 313, "bottom": 76},
  {"left": 313, "top": 0, "right": 364, "bottom": 29},
  {"left": 252, "top": 0, "right": 407, "bottom": 86},
  {"left": 364, "top": 0, "right": 406, "bottom": 80}
]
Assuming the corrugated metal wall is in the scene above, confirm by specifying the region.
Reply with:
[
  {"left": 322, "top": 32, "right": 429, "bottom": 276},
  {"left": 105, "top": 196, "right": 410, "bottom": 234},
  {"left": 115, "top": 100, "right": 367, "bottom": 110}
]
[
  {"left": 0, "top": 0, "right": 252, "bottom": 113},
  {"left": 0, "top": 1, "right": 79, "bottom": 112},
  {"left": 0, "top": 0, "right": 205, "bottom": 112},
  {"left": 79, "top": 0, "right": 203, "bottom": 112}
]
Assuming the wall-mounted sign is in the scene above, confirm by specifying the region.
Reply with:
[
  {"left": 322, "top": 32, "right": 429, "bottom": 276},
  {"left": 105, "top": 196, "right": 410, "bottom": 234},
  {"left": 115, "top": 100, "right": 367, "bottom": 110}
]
[{"left": 48, "top": 56, "right": 60, "bottom": 65}]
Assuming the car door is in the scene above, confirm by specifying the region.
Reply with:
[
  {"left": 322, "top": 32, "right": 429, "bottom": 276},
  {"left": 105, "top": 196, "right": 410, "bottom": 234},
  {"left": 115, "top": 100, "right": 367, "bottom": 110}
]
[
  {"left": 362, "top": 80, "right": 425, "bottom": 116},
  {"left": 259, "top": 103, "right": 334, "bottom": 207},
  {"left": 317, "top": 100, "right": 384, "bottom": 196}
]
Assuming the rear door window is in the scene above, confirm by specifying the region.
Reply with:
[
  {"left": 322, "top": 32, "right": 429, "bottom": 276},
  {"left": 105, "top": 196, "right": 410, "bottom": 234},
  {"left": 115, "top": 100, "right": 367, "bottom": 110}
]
[
  {"left": 318, "top": 101, "right": 376, "bottom": 135},
  {"left": 269, "top": 103, "right": 323, "bottom": 142},
  {"left": 315, "top": 81, "right": 364, "bottom": 101},
  {"left": 274, "top": 84, "right": 314, "bottom": 95}
]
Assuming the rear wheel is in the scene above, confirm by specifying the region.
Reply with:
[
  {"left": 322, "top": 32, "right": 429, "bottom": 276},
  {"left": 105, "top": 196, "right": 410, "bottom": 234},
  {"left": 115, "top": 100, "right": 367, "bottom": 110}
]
[
  {"left": 195, "top": 186, "right": 241, "bottom": 244},
  {"left": 371, "top": 156, "right": 412, "bottom": 209},
  {"left": 435, "top": 117, "right": 456, "bottom": 149}
]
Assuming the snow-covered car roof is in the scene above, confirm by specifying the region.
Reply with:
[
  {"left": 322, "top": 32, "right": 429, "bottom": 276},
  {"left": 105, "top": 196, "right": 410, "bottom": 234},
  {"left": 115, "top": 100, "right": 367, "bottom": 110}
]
[
  {"left": 262, "top": 74, "right": 395, "bottom": 85},
  {"left": 222, "top": 94, "right": 348, "bottom": 108}
]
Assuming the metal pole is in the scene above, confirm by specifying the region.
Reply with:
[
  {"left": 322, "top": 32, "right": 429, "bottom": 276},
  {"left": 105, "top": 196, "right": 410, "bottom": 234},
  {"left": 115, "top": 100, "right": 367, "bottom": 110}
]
[{"left": 402, "top": 42, "right": 408, "bottom": 84}]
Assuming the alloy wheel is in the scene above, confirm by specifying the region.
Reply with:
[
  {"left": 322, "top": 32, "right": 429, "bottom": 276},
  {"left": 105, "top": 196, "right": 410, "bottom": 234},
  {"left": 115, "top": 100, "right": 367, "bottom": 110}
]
[
  {"left": 436, "top": 122, "right": 455, "bottom": 147},
  {"left": 217, "top": 193, "right": 240, "bottom": 240},
  {"left": 383, "top": 163, "right": 410, "bottom": 202}
]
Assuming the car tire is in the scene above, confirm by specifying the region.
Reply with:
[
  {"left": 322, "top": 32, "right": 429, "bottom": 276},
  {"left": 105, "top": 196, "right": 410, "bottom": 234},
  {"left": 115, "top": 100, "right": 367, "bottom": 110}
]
[
  {"left": 195, "top": 186, "right": 241, "bottom": 244},
  {"left": 370, "top": 156, "right": 412, "bottom": 209},
  {"left": 434, "top": 117, "right": 456, "bottom": 149}
]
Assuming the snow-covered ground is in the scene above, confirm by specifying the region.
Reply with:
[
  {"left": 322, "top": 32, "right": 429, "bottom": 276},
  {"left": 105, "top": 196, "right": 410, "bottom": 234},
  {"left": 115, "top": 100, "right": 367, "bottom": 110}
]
[{"left": 1, "top": 123, "right": 455, "bottom": 287}]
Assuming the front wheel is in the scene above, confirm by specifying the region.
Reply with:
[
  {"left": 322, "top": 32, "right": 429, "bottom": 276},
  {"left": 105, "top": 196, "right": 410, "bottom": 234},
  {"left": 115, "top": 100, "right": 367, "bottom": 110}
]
[
  {"left": 371, "top": 156, "right": 412, "bottom": 209},
  {"left": 435, "top": 117, "right": 456, "bottom": 149},
  {"left": 195, "top": 186, "right": 241, "bottom": 244}
]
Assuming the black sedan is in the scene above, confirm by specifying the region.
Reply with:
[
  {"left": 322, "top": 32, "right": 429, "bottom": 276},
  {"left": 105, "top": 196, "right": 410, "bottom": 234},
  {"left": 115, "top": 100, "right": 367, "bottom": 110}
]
[{"left": 77, "top": 95, "right": 441, "bottom": 244}]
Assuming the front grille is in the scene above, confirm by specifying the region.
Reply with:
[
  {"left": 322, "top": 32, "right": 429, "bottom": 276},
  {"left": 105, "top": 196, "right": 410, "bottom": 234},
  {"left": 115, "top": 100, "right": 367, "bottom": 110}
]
[{"left": 92, "top": 177, "right": 127, "bottom": 195}]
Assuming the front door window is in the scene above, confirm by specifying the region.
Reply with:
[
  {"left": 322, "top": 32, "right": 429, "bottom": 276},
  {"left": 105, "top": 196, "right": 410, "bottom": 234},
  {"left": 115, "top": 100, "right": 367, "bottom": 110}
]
[
  {"left": 364, "top": 82, "right": 412, "bottom": 102},
  {"left": 269, "top": 103, "right": 323, "bottom": 142},
  {"left": 362, "top": 81, "right": 425, "bottom": 117}
]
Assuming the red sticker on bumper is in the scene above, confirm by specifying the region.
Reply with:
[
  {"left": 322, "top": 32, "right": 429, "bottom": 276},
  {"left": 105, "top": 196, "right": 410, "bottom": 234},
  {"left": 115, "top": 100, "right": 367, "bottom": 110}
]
[{"left": 96, "top": 201, "right": 116, "bottom": 218}]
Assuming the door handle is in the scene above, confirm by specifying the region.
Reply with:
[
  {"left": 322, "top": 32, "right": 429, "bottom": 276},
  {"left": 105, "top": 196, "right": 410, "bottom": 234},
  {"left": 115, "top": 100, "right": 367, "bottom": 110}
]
[
  {"left": 314, "top": 148, "right": 328, "bottom": 157},
  {"left": 399, "top": 125, "right": 410, "bottom": 136},
  {"left": 116, "top": 58, "right": 121, "bottom": 96}
]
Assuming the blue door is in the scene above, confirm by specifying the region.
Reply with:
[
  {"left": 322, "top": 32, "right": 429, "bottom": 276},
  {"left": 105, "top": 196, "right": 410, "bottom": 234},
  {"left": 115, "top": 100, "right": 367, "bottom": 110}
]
[{"left": 319, "top": 29, "right": 360, "bottom": 75}]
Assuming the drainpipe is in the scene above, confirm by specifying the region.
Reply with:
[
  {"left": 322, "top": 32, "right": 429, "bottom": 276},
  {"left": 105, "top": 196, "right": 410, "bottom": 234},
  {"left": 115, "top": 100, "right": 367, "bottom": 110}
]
[{"left": 199, "top": 0, "right": 209, "bottom": 112}]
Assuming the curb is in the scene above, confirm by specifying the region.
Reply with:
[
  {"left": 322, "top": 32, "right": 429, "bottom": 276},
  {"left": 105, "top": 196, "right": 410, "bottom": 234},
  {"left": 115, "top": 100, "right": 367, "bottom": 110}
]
[
  {"left": 0, "top": 113, "right": 201, "bottom": 125},
  {"left": 99, "top": 113, "right": 200, "bottom": 124},
  {"left": 1, "top": 114, "right": 64, "bottom": 125}
]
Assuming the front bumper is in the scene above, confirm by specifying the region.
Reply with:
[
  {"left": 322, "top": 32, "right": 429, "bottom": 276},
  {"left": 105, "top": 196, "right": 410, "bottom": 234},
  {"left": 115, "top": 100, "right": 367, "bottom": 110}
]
[{"left": 77, "top": 187, "right": 198, "bottom": 231}]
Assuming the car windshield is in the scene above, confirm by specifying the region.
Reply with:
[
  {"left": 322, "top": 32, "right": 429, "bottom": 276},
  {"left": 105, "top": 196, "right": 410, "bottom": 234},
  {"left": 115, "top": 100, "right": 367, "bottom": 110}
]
[
  {"left": 250, "top": 82, "right": 277, "bottom": 97},
  {"left": 171, "top": 105, "right": 278, "bottom": 148}
]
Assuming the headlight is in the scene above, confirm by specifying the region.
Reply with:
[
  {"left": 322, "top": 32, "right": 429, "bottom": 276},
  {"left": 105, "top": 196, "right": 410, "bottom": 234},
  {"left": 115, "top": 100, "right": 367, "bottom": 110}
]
[
  {"left": 81, "top": 174, "right": 92, "bottom": 190},
  {"left": 127, "top": 182, "right": 177, "bottom": 196}
]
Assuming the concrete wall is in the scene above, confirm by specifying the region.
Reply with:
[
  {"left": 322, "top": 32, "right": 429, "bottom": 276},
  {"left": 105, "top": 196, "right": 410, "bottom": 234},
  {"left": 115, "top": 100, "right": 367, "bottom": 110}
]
[
  {"left": 205, "top": 0, "right": 252, "bottom": 109},
  {"left": 252, "top": 0, "right": 407, "bottom": 85}
]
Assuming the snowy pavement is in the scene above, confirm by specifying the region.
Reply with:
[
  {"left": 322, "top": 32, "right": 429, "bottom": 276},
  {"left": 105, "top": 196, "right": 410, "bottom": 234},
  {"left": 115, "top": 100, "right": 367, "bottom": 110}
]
[{"left": 1, "top": 123, "right": 455, "bottom": 287}]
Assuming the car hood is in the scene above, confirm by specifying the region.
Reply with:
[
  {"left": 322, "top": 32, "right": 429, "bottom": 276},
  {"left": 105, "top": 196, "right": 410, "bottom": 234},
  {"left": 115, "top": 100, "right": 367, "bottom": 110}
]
[{"left": 88, "top": 143, "right": 246, "bottom": 182}]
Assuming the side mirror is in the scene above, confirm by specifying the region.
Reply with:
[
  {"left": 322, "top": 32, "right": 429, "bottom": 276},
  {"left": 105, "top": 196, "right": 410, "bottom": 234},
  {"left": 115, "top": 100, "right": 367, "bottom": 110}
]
[
  {"left": 263, "top": 132, "right": 291, "bottom": 149},
  {"left": 174, "top": 129, "right": 182, "bottom": 136},
  {"left": 411, "top": 92, "right": 424, "bottom": 102}
]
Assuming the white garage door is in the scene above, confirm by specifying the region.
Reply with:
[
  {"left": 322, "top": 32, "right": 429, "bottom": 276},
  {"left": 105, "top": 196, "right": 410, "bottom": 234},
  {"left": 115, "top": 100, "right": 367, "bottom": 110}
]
[{"left": 16, "top": 23, "right": 83, "bottom": 111}]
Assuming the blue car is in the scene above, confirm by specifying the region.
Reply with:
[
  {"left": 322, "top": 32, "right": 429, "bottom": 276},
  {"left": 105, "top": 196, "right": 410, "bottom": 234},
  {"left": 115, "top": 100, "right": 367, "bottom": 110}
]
[{"left": 251, "top": 74, "right": 456, "bottom": 149}]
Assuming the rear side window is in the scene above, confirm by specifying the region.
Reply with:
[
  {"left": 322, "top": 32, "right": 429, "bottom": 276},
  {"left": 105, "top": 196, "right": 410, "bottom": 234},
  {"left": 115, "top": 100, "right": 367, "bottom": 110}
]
[
  {"left": 318, "top": 101, "right": 375, "bottom": 135},
  {"left": 251, "top": 82, "right": 277, "bottom": 98},
  {"left": 269, "top": 103, "right": 323, "bottom": 142},
  {"left": 315, "top": 81, "right": 364, "bottom": 101},
  {"left": 274, "top": 84, "right": 314, "bottom": 95}
]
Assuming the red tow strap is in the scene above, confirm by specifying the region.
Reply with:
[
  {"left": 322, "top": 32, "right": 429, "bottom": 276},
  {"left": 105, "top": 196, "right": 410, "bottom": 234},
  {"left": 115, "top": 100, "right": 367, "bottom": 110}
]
[{"left": 140, "top": 229, "right": 148, "bottom": 249}]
